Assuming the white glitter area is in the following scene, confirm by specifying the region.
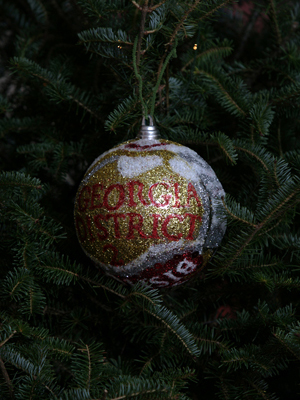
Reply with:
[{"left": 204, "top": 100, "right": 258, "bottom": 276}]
[
  {"left": 149, "top": 277, "right": 170, "bottom": 287},
  {"left": 117, "top": 155, "right": 163, "bottom": 178},
  {"left": 163, "top": 270, "right": 181, "bottom": 281},
  {"left": 90, "top": 236, "right": 206, "bottom": 277},
  {"left": 176, "top": 259, "right": 196, "bottom": 274},
  {"left": 169, "top": 157, "right": 199, "bottom": 182}
]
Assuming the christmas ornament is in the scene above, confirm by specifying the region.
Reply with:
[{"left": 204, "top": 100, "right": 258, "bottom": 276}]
[{"left": 74, "top": 117, "right": 226, "bottom": 287}]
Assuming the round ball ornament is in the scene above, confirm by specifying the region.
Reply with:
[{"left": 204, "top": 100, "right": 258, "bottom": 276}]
[{"left": 74, "top": 117, "right": 226, "bottom": 287}]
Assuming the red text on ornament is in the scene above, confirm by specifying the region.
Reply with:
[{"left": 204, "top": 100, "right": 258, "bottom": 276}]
[
  {"left": 103, "top": 244, "right": 124, "bottom": 266},
  {"left": 77, "top": 180, "right": 202, "bottom": 211},
  {"left": 75, "top": 212, "right": 202, "bottom": 243}
]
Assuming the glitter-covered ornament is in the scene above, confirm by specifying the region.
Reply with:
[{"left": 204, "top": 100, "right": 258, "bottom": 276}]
[{"left": 74, "top": 117, "right": 226, "bottom": 287}]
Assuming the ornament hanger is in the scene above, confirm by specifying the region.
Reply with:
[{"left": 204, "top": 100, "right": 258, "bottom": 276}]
[{"left": 137, "top": 115, "right": 161, "bottom": 140}]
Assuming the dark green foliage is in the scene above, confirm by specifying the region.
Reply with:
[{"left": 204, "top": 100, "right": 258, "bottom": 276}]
[{"left": 1, "top": 0, "right": 300, "bottom": 399}]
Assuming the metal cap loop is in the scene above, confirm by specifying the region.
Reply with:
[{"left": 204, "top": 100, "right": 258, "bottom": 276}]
[{"left": 137, "top": 115, "right": 160, "bottom": 140}]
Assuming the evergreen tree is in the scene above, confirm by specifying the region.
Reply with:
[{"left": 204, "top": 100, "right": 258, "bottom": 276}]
[{"left": 1, "top": 0, "right": 300, "bottom": 398}]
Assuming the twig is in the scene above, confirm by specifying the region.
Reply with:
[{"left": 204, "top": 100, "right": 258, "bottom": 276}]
[
  {"left": 157, "top": 1, "right": 201, "bottom": 80},
  {"left": 199, "top": 0, "right": 233, "bottom": 21},
  {"left": 151, "top": 0, "right": 168, "bottom": 11},
  {"left": 150, "top": 39, "right": 178, "bottom": 115},
  {"left": 136, "top": 0, "right": 149, "bottom": 71},
  {"left": 0, "top": 331, "right": 17, "bottom": 349},
  {"left": 131, "top": 0, "right": 143, "bottom": 10}
]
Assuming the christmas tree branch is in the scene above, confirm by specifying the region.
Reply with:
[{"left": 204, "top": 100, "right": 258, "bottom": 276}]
[
  {"left": 0, "top": 357, "right": 14, "bottom": 399},
  {"left": 222, "top": 198, "right": 256, "bottom": 228},
  {"left": 151, "top": 0, "right": 168, "bottom": 10},
  {"left": 219, "top": 376, "right": 230, "bottom": 400},
  {"left": 131, "top": 0, "right": 143, "bottom": 11},
  {"left": 277, "top": 122, "right": 283, "bottom": 157},
  {"left": 199, "top": 0, "right": 233, "bottom": 21},
  {"left": 260, "top": 191, "right": 300, "bottom": 227},
  {"left": 225, "top": 191, "right": 300, "bottom": 271},
  {"left": 1, "top": 353, "right": 58, "bottom": 398},
  {"left": 230, "top": 262, "right": 279, "bottom": 271},
  {"left": 248, "top": 380, "right": 275, "bottom": 400},
  {"left": 166, "top": 0, "right": 201, "bottom": 47},
  {"left": 194, "top": 335, "right": 229, "bottom": 351},
  {"left": 71, "top": 274, "right": 127, "bottom": 299},
  {"left": 0, "top": 172, "right": 43, "bottom": 191},
  {"left": 181, "top": 45, "right": 233, "bottom": 72},
  {"left": 224, "top": 227, "right": 263, "bottom": 271},
  {"left": 127, "top": 291, "right": 156, "bottom": 305},
  {"left": 157, "top": 0, "right": 201, "bottom": 79},
  {"left": 268, "top": 0, "right": 282, "bottom": 47},
  {"left": 234, "top": 146, "right": 270, "bottom": 172},
  {"left": 111, "top": 388, "right": 168, "bottom": 400},
  {"left": 139, "top": 332, "right": 166, "bottom": 375},
  {"left": 144, "top": 305, "right": 200, "bottom": 357},
  {"left": 78, "top": 344, "right": 92, "bottom": 389},
  {"left": 11, "top": 58, "right": 102, "bottom": 121},
  {"left": 195, "top": 69, "right": 247, "bottom": 117}
]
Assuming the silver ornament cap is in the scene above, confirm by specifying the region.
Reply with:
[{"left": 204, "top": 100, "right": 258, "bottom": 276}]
[{"left": 137, "top": 115, "right": 160, "bottom": 140}]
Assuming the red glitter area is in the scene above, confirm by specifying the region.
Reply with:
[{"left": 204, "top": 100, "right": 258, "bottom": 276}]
[
  {"left": 125, "top": 143, "right": 169, "bottom": 150},
  {"left": 120, "top": 251, "right": 204, "bottom": 288}
]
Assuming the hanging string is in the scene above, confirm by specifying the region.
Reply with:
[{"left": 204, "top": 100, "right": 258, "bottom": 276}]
[
  {"left": 133, "top": 36, "right": 148, "bottom": 118},
  {"left": 133, "top": 35, "right": 178, "bottom": 120},
  {"left": 149, "top": 38, "right": 178, "bottom": 117}
]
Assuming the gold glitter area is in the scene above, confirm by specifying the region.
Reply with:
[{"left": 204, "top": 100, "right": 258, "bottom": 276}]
[{"left": 74, "top": 150, "right": 204, "bottom": 266}]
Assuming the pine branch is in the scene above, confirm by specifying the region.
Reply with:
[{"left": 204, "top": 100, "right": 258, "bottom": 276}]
[
  {"left": 268, "top": 0, "right": 282, "bottom": 47},
  {"left": 195, "top": 68, "right": 247, "bottom": 117},
  {"left": 0, "top": 356, "right": 14, "bottom": 399},
  {"left": 110, "top": 388, "right": 168, "bottom": 400},
  {"left": 143, "top": 305, "right": 200, "bottom": 358},
  {"left": 199, "top": 0, "right": 233, "bottom": 21},
  {"left": 233, "top": 144, "right": 271, "bottom": 172},
  {"left": 78, "top": 27, "right": 133, "bottom": 46},
  {"left": 0, "top": 331, "right": 17, "bottom": 349},
  {"left": 0, "top": 347, "right": 59, "bottom": 398},
  {"left": 222, "top": 197, "right": 256, "bottom": 228},
  {"left": 151, "top": 0, "right": 168, "bottom": 11},
  {"left": 181, "top": 43, "right": 233, "bottom": 72},
  {"left": 194, "top": 331, "right": 229, "bottom": 353},
  {"left": 0, "top": 94, "right": 12, "bottom": 115},
  {"left": 0, "top": 172, "right": 43, "bottom": 193},
  {"left": 78, "top": 0, "right": 127, "bottom": 18},
  {"left": 0, "top": 117, "right": 43, "bottom": 138},
  {"left": 248, "top": 380, "right": 277, "bottom": 400},
  {"left": 10, "top": 57, "right": 102, "bottom": 121},
  {"left": 157, "top": 0, "right": 201, "bottom": 79},
  {"left": 139, "top": 332, "right": 166, "bottom": 375},
  {"left": 27, "top": 0, "right": 48, "bottom": 25},
  {"left": 104, "top": 96, "right": 139, "bottom": 132}
]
